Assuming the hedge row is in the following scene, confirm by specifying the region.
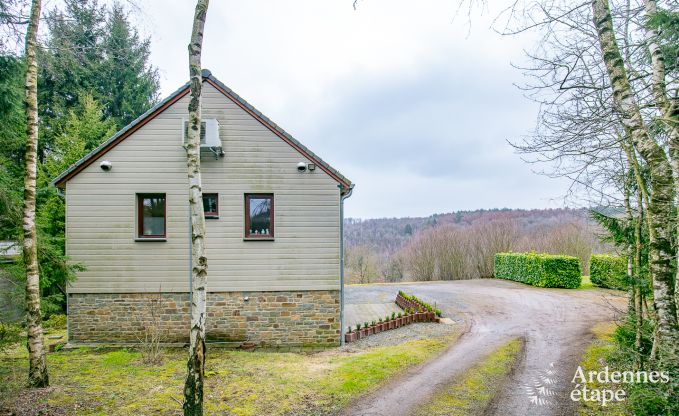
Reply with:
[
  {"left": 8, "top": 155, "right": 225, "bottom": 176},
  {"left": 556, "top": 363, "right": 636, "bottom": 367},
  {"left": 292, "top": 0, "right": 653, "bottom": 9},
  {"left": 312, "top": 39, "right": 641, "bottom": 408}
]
[
  {"left": 494, "top": 252, "right": 582, "bottom": 289},
  {"left": 589, "top": 254, "right": 628, "bottom": 290}
]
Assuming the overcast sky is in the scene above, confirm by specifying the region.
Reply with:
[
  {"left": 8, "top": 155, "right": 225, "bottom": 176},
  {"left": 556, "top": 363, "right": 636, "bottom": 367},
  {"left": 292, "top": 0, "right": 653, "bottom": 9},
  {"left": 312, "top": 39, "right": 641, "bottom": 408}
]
[{"left": 135, "top": 0, "right": 571, "bottom": 219}]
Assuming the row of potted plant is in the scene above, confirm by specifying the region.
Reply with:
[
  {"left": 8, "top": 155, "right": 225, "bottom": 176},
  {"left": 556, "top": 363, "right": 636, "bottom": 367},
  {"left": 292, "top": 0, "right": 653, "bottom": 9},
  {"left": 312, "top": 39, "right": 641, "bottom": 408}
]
[
  {"left": 344, "top": 307, "right": 440, "bottom": 343},
  {"left": 395, "top": 290, "right": 442, "bottom": 317}
]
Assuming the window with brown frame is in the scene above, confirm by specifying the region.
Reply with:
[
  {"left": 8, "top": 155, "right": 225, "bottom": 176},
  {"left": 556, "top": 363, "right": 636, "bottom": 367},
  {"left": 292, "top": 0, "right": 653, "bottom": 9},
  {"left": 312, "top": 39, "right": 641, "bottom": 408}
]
[
  {"left": 137, "top": 193, "right": 166, "bottom": 239},
  {"left": 245, "top": 194, "right": 274, "bottom": 238},
  {"left": 203, "top": 193, "right": 219, "bottom": 218}
]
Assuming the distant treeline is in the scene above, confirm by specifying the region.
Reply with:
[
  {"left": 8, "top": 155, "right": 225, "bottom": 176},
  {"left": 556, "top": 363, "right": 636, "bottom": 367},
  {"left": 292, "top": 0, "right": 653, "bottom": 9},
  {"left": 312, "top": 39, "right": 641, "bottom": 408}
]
[{"left": 344, "top": 208, "right": 610, "bottom": 284}]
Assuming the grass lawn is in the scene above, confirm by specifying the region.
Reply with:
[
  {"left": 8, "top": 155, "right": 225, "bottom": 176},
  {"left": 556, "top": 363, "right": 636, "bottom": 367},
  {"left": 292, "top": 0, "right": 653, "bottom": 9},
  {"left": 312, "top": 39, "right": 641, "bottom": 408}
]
[
  {"left": 579, "top": 275, "right": 594, "bottom": 290},
  {"left": 413, "top": 338, "right": 524, "bottom": 416},
  {"left": 0, "top": 326, "right": 459, "bottom": 415}
]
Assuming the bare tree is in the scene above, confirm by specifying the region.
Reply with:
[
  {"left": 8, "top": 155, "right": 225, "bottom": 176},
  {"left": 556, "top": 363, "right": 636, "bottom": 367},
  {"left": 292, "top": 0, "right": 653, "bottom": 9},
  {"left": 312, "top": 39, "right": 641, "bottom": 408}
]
[
  {"left": 403, "top": 228, "right": 438, "bottom": 281},
  {"left": 433, "top": 225, "right": 469, "bottom": 280},
  {"left": 346, "top": 245, "right": 379, "bottom": 284},
  {"left": 22, "top": 0, "right": 48, "bottom": 388},
  {"left": 468, "top": 220, "right": 519, "bottom": 278},
  {"left": 183, "top": 0, "right": 209, "bottom": 414},
  {"left": 593, "top": 0, "right": 678, "bottom": 350},
  {"left": 643, "top": 0, "right": 679, "bottom": 309},
  {"left": 499, "top": 0, "right": 678, "bottom": 354}
]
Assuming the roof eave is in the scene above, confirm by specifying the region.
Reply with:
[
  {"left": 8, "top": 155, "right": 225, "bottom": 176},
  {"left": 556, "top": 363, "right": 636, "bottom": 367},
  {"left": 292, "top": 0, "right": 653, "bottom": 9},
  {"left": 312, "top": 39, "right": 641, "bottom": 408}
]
[
  {"left": 51, "top": 82, "right": 191, "bottom": 188},
  {"left": 51, "top": 70, "right": 352, "bottom": 189}
]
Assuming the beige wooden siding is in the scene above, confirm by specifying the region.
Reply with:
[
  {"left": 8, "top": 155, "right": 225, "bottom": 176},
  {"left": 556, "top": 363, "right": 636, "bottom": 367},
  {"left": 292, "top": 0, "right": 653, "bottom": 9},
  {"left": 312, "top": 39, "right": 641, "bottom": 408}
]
[{"left": 66, "top": 83, "right": 341, "bottom": 293}]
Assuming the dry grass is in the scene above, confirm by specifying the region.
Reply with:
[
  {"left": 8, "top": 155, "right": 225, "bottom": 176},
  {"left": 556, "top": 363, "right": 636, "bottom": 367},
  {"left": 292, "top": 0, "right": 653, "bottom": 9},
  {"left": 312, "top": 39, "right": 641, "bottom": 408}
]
[
  {"left": 577, "top": 322, "right": 628, "bottom": 416},
  {"left": 413, "top": 338, "right": 524, "bottom": 416}
]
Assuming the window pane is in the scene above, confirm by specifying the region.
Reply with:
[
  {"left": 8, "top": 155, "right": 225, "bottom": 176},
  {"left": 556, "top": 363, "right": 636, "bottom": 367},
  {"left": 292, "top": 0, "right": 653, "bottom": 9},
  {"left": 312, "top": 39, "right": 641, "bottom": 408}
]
[
  {"left": 203, "top": 194, "right": 218, "bottom": 215},
  {"left": 141, "top": 195, "right": 165, "bottom": 236},
  {"left": 249, "top": 197, "right": 271, "bottom": 236}
]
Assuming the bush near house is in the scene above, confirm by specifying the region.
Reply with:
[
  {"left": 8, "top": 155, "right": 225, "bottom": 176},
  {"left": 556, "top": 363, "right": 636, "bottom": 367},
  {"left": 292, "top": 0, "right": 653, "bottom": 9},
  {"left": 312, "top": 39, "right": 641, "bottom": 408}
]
[
  {"left": 494, "top": 252, "right": 581, "bottom": 289},
  {"left": 589, "top": 254, "right": 628, "bottom": 290}
]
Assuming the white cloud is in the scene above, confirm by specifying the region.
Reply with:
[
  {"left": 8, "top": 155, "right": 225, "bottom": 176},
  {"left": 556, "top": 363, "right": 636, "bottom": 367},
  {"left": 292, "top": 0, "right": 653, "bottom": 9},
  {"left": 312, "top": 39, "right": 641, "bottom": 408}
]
[{"left": 136, "top": 0, "right": 570, "bottom": 218}]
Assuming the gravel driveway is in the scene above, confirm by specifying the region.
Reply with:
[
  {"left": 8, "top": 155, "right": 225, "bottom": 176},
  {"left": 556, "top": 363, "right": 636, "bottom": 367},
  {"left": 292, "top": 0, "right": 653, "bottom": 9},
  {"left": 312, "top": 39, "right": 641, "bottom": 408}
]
[{"left": 340, "top": 279, "right": 626, "bottom": 416}]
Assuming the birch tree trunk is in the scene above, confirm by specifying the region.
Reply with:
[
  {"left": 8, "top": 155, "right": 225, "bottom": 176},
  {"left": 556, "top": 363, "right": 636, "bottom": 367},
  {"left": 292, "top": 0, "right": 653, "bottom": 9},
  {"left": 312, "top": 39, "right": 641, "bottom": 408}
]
[
  {"left": 644, "top": 0, "right": 679, "bottom": 318},
  {"left": 593, "top": 0, "right": 679, "bottom": 350},
  {"left": 23, "top": 0, "right": 48, "bottom": 389},
  {"left": 183, "top": 1, "right": 209, "bottom": 415}
]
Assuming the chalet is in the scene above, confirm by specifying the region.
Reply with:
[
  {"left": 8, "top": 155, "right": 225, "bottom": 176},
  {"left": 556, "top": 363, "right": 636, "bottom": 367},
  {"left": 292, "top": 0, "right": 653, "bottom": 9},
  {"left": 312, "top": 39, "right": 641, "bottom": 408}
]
[{"left": 52, "top": 70, "right": 353, "bottom": 347}]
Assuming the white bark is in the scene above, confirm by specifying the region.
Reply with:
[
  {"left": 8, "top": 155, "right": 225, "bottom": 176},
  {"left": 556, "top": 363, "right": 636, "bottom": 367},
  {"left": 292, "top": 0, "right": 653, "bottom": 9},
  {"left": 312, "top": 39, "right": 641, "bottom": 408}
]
[
  {"left": 23, "top": 0, "right": 48, "bottom": 389},
  {"left": 644, "top": 0, "right": 679, "bottom": 320},
  {"left": 593, "top": 0, "right": 679, "bottom": 351},
  {"left": 182, "top": 1, "right": 209, "bottom": 415}
]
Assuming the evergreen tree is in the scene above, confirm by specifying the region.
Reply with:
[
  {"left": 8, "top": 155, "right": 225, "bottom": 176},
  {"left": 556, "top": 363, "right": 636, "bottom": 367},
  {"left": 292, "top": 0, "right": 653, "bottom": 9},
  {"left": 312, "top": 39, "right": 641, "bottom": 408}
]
[
  {"left": 100, "top": 3, "right": 159, "bottom": 127},
  {"left": 0, "top": 55, "right": 26, "bottom": 183},
  {"left": 42, "top": 94, "right": 116, "bottom": 182},
  {"left": 38, "top": 0, "right": 159, "bottom": 159}
]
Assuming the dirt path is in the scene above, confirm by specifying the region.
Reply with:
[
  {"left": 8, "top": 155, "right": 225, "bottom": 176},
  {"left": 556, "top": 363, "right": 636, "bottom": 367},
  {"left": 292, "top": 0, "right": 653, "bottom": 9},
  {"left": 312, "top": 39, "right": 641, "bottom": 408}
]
[{"left": 340, "top": 279, "right": 626, "bottom": 416}]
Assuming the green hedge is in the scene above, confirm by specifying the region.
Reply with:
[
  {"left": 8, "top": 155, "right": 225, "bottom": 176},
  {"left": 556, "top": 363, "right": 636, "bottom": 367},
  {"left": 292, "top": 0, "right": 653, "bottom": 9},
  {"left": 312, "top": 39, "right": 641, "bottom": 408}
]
[
  {"left": 589, "top": 255, "right": 628, "bottom": 290},
  {"left": 494, "top": 252, "right": 582, "bottom": 289}
]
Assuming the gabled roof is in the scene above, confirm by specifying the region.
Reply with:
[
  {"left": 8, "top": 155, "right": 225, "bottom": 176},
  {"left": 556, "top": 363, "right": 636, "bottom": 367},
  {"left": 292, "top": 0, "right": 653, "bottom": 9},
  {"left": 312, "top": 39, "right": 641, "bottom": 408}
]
[{"left": 52, "top": 69, "right": 352, "bottom": 190}]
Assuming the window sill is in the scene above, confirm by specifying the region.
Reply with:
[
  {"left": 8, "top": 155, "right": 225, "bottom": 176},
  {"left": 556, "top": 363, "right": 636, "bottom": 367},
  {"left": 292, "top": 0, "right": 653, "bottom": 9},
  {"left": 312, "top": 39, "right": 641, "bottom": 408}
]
[
  {"left": 206, "top": 215, "right": 219, "bottom": 220},
  {"left": 135, "top": 237, "right": 167, "bottom": 242},
  {"left": 243, "top": 237, "right": 274, "bottom": 241}
]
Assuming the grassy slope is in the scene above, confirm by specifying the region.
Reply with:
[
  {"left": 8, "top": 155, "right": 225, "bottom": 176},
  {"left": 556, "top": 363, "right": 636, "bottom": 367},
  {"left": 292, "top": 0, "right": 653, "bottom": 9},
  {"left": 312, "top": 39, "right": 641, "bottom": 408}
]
[
  {"left": 413, "top": 338, "right": 523, "bottom": 416},
  {"left": 0, "top": 329, "right": 459, "bottom": 415},
  {"left": 577, "top": 322, "right": 628, "bottom": 416}
]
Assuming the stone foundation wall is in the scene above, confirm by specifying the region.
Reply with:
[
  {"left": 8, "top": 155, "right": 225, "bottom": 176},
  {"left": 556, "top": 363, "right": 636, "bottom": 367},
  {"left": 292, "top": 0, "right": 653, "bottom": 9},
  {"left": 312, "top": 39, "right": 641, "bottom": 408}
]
[{"left": 68, "top": 290, "right": 340, "bottom": 347}]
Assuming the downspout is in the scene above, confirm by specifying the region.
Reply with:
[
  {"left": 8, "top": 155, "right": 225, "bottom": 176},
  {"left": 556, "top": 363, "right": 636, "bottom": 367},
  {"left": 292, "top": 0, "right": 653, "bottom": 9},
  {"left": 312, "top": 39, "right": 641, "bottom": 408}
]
[
  {"left": 188, "top": 203, "right": 193, "bottom": 317},
  {"left": 338, "top": 183, "right": 355, "bottom": 346},
  {"left": 53, "top": 186, "right": 68, "bottom": 339}
]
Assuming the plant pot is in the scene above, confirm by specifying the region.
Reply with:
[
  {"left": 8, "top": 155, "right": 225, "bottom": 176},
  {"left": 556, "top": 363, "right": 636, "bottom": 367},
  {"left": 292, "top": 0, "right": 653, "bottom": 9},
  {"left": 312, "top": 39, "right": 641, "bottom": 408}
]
[
  {"left": 428, "top": 312, "right": 435, "bottom": 321},
  {"left": 359, "top": 329, "right": 368, "bottom": 339},
  {"left": 345, "top": 332, "right": 357, "bottom": 343},
  {"left": 374, "top": 325, "right": 381, "bottom": 334},
  {"left": 434, "top": 317, "right": 441, "bottom": 323}
]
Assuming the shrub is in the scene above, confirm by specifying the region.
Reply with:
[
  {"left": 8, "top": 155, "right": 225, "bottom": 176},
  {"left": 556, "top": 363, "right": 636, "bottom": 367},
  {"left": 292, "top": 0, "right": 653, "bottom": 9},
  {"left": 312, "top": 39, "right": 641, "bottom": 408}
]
[
  {"left": 494, "top": 252, "right": 581, "bottom": 288},
  {"left": 44, "top": 313, "right": 67, "bottom": 329},
  {"left": 589, "top": 254, "right": 628, "bottom": 290},
  {"left": 0, "top": 322, "right": 22, "bottom": 353}
]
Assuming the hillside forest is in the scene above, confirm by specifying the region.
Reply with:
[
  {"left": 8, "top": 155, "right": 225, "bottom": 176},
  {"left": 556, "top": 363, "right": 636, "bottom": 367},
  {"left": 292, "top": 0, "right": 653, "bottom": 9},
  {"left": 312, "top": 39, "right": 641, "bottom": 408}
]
[{"left": 344, "top": 208, "right": 610, "bottom": 284}]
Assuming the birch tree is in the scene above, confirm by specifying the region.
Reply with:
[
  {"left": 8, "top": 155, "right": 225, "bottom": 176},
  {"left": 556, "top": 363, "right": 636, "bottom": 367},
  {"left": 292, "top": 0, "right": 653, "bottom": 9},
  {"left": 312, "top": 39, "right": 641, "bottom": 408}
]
[
  {"left": 593, "top": 0, "right": 679, "bottom": 349},
  {"left": 22, "top": 0, "right": 48, "bottom": 388},
  {"left": 22, "top": 0, "right": 49, "bottom": 387},
  {"left": 643, "top": 0, "right": 679, "bottom": 307},
  {"left": 183, "top": 0, "right": 209, "bottom": 414}
]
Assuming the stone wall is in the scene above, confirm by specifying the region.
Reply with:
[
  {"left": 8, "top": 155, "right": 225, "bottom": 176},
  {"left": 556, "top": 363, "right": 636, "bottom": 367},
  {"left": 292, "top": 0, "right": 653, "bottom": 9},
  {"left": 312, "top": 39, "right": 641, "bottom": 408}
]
[{"left": 68, "top": 290, "right": 340, "bottom": 347}]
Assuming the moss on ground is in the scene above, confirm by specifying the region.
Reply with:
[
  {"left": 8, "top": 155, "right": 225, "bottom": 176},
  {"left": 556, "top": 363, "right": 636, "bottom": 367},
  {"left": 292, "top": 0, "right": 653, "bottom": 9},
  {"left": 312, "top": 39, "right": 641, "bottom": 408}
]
[
  {"left": 413, "top": 338, "right": 523, "bottom": 416},
  {"left": 579, "top": 275, "right": 594, "bottom": 290},
  {"left": 0, "top": 329, "right": 459, "bottom": 415},
  {"left": 577, "top": 322, "right": 629, "bottom": 416}
]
